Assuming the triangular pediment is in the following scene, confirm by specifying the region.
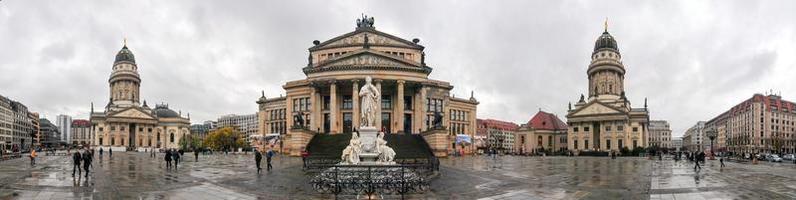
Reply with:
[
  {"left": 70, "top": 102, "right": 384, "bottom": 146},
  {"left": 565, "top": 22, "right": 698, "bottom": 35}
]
[
  {"left": 568, "top": 101, "right": 626, "bottom": 117},
  {"left": 310, "top": 28, "right": 424, "bottom": 51},
  {"left": 318, "top": 50, "right": 422, "bottom": 69},
  {"left": 109, "top": 107, "right": 155, "bottom": 120}
]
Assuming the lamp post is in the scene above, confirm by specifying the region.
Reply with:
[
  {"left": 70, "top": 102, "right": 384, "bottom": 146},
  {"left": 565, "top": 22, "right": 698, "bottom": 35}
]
[{"left": 706, "top": 128, "right": 717, "bottom": 160}]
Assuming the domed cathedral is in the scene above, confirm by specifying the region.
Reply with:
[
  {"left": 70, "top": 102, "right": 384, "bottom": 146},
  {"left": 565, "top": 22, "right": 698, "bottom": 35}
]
[
  {"left": 565, "top": 22, "right": 650, "bottom": 155},
  {"left": 257, "top": 15, "right": 479, "bottom": 156},
  {"left": 90, "top": 40, "right": 191, "bottom": 152}
]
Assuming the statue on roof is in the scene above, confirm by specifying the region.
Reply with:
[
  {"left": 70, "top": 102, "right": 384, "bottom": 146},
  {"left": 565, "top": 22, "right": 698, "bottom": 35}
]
[{"left": 356, "top": 14, "right": 375, "bottom": 28}]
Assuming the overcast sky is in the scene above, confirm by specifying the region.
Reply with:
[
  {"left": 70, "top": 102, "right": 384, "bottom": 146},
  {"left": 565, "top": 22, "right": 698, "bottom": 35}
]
[{"left": 1, "top": 1, "right": 795, "bottom": 137}]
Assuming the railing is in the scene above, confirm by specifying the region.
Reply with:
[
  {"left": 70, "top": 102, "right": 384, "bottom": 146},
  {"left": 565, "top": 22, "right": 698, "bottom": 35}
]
[
  {"left": 304, "top": 156, "right": 439, "bottom": 175},
  {"left": 310, "top": 164, "right": 431, "bottom": 199}
]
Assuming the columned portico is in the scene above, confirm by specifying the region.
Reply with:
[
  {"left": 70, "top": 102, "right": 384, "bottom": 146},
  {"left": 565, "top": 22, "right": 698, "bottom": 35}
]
[{"left": 257, "top": 17, "right": 479, "bottom": 156}]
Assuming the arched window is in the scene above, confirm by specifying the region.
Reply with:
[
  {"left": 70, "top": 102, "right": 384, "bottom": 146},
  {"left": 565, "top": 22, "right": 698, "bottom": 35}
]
[{"left": 170, "top": 133, "right": 175, "bottom": 143}]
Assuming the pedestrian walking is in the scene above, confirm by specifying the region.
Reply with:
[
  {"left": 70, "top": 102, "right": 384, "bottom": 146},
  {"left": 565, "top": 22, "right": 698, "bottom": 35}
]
[
  {"left": 254, "top": 150, "right": 262, "bottom": 174},
  {"left": 172, "top": 149, "right": 181, "bottom": 169},
  {"left": 82, "top": 150, "right": 92, "bottom": 178},
  {"left": 72, "top": 150, "right": 83, "bottom": 177},
  {"left": 108, "top": 148, "right": 112, "bottom": 158},
  {"left": 720, "top": 157, "right": 726, "bottom": 168},
  {"left": 194, "top": 149, "right": 199, "bottom": 162},
  {"left": 29, "top": 148, "right": 37, "bottom": 166},
  {"left": 99, "top": 148, "right": 103, "bottom": 157},
  {"left": 164, "top": 149, "right": 172, "bottom": 169},
  {"left": 693, "top": 152, "right": 702, "bottom": 171},
  {"left": 301, "top": 149, "right": 310, "bottom": 169},
  {"left": 266, "top": 148, "right": 274, "bottom": 171}
]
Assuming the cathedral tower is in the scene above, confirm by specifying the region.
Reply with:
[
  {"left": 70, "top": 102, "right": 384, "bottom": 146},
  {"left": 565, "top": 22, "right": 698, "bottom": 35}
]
[
  {"left": 588, "top": 26, "right": 625, "bottom": 100},
  {"left": 108, "top": 40, "right": 140, "bottom": 109}
]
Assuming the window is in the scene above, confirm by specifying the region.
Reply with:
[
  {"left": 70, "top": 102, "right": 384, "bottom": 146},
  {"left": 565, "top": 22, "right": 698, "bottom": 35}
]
[
  {"left": 537, "top": 136, "right": 543, "bottom": 147},
  {"left": 573, "top": 127, "right": 579, "bottom": 132},
  {"left": 585, "top": 140, "right": 589, "bottom": 149},
  {"left": 574, "top": 140, "right": 578, "bottom": 150},
  {"left": 605, "top": 125, "right": 611, "bottom": 131},
  {"left": 99, "top": 127, "right": 104, "bottom": 132},
  {"left": 342, "top": 95, "right": 353, "bottom": 109},
  {"left": 618, "top": 139, "right": 623, "bottom": 149},
  {"left": 606, "top": 139, "right": 611, "bottom": 149},
  {"left": 584, "top": 127, "right": 590, "bottom": 132},
  {"left": 617, "top": 125, "right": 624, "bottom": 131},
  {"left": 632, "top": 127, "right": 638, "bottom": 132},
  {"left": 427, "top": 98, "right": 443, "bottom": 112},
  {"left": 170, "top": 133, "right": 175, "bottom": 143},
  {"left": 382, "top": 95, "right": 392, "bottom": 109},
  {"left": 404, "top": 96, "right": 412, "bottom": 110},
  {"left": 323, "top": 96, "right": 330, "bottom": 110},
  {"left": 548, "top": 135, "right": 553, "bottom": 147},
  {"left": 111, "top": 126, "right": 116, "bottom": 131}
]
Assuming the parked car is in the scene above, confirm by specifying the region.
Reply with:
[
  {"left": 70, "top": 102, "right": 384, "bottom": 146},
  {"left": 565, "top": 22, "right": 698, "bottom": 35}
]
[
  {"left": 783, "top": 154, "right": 795, "bottom": 161},
  {"left": 767, "top": 154, "right": 783, "bottom": 162}
]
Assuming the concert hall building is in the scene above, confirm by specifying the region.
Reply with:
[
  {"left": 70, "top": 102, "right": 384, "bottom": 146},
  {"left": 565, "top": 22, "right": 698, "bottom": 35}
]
[{"left": 257, "top": 16, "right": 479, "bottom": 156}]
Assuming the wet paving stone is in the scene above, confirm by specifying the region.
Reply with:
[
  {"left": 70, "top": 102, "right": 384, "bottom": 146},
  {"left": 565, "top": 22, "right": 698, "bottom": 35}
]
[{"left": 2, "top": 153, "right": 796, "bottom": 199}]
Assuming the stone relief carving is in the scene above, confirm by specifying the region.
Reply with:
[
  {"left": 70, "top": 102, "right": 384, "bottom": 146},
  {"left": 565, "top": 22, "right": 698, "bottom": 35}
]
[
  {"left": 327, "top": 33, "right": 408, "bottom": 47},
  {"left": 326, "top": 54, "right": 403, "bottom": 67}
]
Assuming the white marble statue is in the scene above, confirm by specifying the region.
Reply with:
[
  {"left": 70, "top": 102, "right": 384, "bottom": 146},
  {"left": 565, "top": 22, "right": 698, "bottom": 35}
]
[
  {"left": 359, "top": 76, "right": 380, "bottom": 127},
  {"left": 341, "top": 132, "right": 362, "bottom": 164},
  {"left": 375, "top": 132, "right": 395, "bottom": 163}
]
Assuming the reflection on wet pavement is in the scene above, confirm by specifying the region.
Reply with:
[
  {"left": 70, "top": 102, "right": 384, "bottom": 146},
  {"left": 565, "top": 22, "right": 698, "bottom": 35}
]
[{"left": 3, "top": 153, "right": 796, "bottom": 199}]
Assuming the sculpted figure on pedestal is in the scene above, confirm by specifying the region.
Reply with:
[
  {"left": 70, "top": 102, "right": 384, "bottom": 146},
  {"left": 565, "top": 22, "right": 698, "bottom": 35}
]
[
  {"left": 341, "top": 132, "right": 361, "bottom": 165},
  {"left": 375, "top": 132, "right": 395, "bottom": 163},
  {"left": 359, "top": 76, "right": 380, "bottom": 127}
]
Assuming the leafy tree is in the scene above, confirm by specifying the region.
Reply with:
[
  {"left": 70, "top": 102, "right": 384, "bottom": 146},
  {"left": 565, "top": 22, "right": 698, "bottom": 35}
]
[
  {"left": 178, "top": 134, "right": 205, "bottom": 151},
  {"left": 203, "top": 127, "right": 247, "bottom": 151}
]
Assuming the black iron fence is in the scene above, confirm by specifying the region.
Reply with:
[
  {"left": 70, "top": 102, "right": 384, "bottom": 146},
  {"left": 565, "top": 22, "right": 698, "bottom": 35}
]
[
  {"left": 304, "top": 156, "right": 439, "bottom": 174},
  {"left": 310, "top": 164, "right": 431, "bottom": 199}
]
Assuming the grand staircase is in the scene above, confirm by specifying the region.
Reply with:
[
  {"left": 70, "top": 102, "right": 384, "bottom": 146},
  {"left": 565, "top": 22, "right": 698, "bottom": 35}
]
[
  {"left": 306, "top": 133, "right": 352, "bottom": 158},
  {"left": 306, "top": 132, "right": 435, "bottom": 161}
]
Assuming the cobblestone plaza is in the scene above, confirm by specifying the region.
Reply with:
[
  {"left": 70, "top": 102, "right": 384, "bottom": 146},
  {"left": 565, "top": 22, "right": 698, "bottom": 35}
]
[{"left": 2, "top": 153, "right": 796, "bottom": 199}]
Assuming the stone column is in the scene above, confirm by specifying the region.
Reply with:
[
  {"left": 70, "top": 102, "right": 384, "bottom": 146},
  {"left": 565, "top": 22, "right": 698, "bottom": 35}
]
[
  {"left": 375, "top": 79, "right": 382, "bottom": 130},
  {"left": 330, "top": 80, "right": 339, "bottom": 134},
  {"left": 419, "top": 85, "right": 428, "bottom": 131},
  {"left": 309, "top": 86, "right": 317, "bottom": 132},
  {"left": 352, "top": 80, "right": 360, "bottom": 129},
  {"left": 395, "top": 80, "right": 405, "bottom": 134},
  {"left": 314, "top": 86, "right": 322, "bottom": 132}
]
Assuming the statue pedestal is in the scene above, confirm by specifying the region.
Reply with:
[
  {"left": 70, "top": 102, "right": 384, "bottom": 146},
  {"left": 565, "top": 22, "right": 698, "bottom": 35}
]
[
  {"left": 358, "top": 127, "right": 378, "bottom": 153},
  {"left": 358, "top": 126, "right": 379, "bottom": 162}
]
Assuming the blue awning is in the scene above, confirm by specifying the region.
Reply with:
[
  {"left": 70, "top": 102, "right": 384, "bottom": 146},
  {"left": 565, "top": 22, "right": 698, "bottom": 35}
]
[{"left": 456, "top": 134, "right": 472, "bottom": 144}]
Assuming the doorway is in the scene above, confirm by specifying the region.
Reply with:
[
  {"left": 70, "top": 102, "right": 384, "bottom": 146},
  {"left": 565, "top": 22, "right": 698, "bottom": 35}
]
[
  {"left": 592, "top": 122, "right": 600, "bottom": 150},
  {"left": 128, "top": 124, "right": 136, "bottom": 148},
  {"left": 404, "top": 114, "right": 412, "bottom": 134},
  {"left": 323, "top": 113, "right": 330, "bottom": 134}
]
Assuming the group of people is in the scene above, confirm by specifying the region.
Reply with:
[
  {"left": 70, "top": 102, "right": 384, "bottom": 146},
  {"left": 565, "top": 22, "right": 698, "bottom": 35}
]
[
  {"left": 71, "top": 148, "right": 95, "bottom": 178},
  {"left": 164, "top": 149, "right": 182, "bottom": 169},
  {"left": 254, "top": 148, "right": 275, "bottom": 174},
  {"left": 682, "top": 151, "right": 716, "bottom": 170}
]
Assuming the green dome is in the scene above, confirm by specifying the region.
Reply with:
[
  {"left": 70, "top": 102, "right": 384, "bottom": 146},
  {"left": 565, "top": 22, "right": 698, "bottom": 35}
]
[
  {"left": 115, "top": 45, "right": 135, "bottom": 63},
  {"left": 593, "top": 31, "right": 618, "bottom": 52}
]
